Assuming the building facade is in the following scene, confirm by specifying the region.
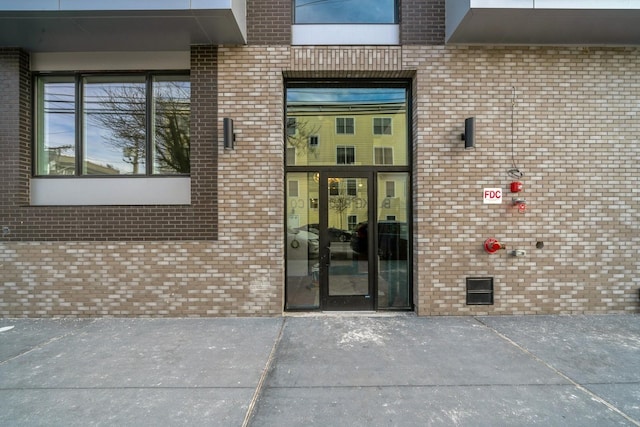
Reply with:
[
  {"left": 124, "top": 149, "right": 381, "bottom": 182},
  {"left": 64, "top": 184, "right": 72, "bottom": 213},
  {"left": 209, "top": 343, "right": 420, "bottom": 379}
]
[{"left": 0, "top": 0, "right": 639, "bottom": 317}]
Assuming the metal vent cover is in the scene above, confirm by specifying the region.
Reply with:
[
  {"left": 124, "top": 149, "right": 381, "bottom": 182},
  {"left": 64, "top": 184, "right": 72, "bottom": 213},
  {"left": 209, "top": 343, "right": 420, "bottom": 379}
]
[{"left": 466, "top": 277, "right": 494, "bottom": 305}]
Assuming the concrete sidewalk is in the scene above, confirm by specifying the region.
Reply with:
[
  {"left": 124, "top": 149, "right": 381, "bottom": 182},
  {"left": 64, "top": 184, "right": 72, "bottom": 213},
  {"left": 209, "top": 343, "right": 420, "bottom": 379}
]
[{"left": 0, "top": 314, "right": 638, "bottom": 426}]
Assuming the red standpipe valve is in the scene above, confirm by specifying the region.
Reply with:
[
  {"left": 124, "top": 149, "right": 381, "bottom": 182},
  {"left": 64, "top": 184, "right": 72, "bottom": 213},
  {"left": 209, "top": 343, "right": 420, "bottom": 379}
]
[{"left": 484, "top": 238, "right": 505, "bottom": 254}]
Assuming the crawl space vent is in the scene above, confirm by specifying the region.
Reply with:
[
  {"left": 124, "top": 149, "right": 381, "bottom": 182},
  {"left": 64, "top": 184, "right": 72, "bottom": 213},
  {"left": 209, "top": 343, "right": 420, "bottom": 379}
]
[{"left": 466, "top": 277, "right": 494, "bottom": 305}]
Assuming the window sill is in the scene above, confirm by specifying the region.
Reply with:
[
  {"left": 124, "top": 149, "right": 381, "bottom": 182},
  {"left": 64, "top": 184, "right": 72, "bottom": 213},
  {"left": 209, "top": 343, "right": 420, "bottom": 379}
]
[
  {"left": 292, "top": 24, "right": 399, "bottom": 46},
  {"left": 30, "top": 177, "right": 191, "bottom": 206}
]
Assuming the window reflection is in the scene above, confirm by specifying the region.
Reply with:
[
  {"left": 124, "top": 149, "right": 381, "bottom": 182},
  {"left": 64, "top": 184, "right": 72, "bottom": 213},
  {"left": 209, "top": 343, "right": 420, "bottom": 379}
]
[
  {"left": 377, "top": 173, "right": 410, "bottom": 309},
  {"left": 36, "top": 77, "right": 76, "bottom": 175},
  {"left": 83, "top": 76, "right": 147, "bottom": 175},
  {"left": 294, "top": 0, "right": 397, "bottom": 24},
  {"left": 35, "top": 73, "right": 190, "bottom": 177},
  {"left": 286, "top": 88, "right": 407, "bottom": 167},
  {"left": 286, "top": 173, "right": 320, "bottom": 309},
  {"left": 153, "top": 77, "right": 191, "bottom": 174}
]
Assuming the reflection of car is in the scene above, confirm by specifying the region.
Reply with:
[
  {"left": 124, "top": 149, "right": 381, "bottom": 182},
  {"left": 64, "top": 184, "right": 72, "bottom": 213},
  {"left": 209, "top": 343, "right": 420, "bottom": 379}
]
[
  {"left": 287, "top": 228, "right": 319, "bottom": 259},
  {"left": 296, "top": 224, "right": 320, "bottom": 236},
  {"left": 350, "top": 221, "right": 408, "bottom": 260},
  {"left": 329, "top": 228, "right": 352, "bottom": 242},
  {"left": 297, "top": 224, "right": 351, "bottom": 242}
]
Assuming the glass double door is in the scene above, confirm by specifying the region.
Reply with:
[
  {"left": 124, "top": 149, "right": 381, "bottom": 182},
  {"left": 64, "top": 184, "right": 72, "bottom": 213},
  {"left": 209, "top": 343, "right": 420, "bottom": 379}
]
[{"left": 285, "top": 171, "right": 411, "bottom": 311}]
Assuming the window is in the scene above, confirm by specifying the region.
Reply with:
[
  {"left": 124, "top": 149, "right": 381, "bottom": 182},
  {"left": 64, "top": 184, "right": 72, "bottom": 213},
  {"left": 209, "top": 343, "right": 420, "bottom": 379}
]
[
  {"left": 374, "top": 147, "right": 393, "bottom": 165},
  {"left": 347, "top": 179, "right": 357, "bottom": 196},
  {"left": 289, "top": 180, "right": 299, "bottom": 198},
  {"left": 309, "top": 135, "right": 319, "bottom": 148},
  {"left": 35, "top": 73, "right": 190, "bottom": 176},
  {"left": 373, "top": 117, "right": 392, "bottom": 135},
  {"left": 348, "top": 215, "right": 358, "bottom": 231},
  {"left": 286, "top": 147, "right": 296, "bottom": 165},
  {"left": 293, "top": 0, "right": 397, "bottom": 24},
  {"left": 385, "top": 181, "right": 395, "bottom": 198},
  {"left": 287, "top": 117, "right": 297, "bottom": 136},
  {"left": 337, "top": 146, "right": 355, "bottom": 165},
  {"left": 329, "top": 180, "right": 340, "bottom": 196},
  {"left": 336, "top": 117, "right": 355, "bottom": 135},
  {"left": 35, "top": 76, "right": 76, "bottom": 175},
  {"left": 310, "top": 197, "right": 318, "bottom": 209}
]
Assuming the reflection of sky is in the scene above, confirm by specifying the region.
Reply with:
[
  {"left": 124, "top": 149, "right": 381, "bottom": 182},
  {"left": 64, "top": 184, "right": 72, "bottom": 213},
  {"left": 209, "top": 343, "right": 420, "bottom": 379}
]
[
  {"left": 84, "top": 82, "right": 146, "bottom": 174},
  {"left": 43, "top": 83, "right": 75, "bottom": 152},
  {"left": 44, "top": 114, "right": 74, "bottom": 150},
  {"left": 84, "top": 122, "right": 141, "bottom": 174},
  {"left": 287, "top": 88, "right": 405, "bottom": 104},
  {"left": 42, "top": 78, "right": 189, "bottom": 175},
  {"left": 294, "top": 0, "right": 396, "bottom": 24}
]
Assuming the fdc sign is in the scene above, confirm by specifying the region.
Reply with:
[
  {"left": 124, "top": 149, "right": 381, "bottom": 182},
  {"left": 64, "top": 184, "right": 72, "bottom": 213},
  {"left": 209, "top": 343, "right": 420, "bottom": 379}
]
[{"left": 483, "top": 188, "right": 502, "bottom": 204}]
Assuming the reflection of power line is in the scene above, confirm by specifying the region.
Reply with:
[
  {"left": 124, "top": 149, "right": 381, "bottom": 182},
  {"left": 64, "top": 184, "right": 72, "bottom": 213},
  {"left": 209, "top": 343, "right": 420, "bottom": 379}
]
[
  {"left": 296, "top": 0, "right": 352, "bottom": 7},
  {"left": 288, "top": 89, "right": 405, "bottom": 103}
]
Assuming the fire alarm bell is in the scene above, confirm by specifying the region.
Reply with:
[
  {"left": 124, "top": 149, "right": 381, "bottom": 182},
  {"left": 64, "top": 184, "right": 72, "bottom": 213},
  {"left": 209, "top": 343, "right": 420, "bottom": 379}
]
[{"left": 510, "top": 181, "right": 523, "bottom": 193}]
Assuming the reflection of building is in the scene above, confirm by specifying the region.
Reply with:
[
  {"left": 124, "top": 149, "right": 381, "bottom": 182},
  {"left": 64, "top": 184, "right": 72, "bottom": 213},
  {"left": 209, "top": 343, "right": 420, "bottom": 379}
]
[
  {"left": 1, "top": 2, "right": 639, "bottom": 317},
  {"left": 287, "top": 102, "right": 407, "bottom": 166},
  {"left": 287, "top": 103, "right": 408, "bottom": 231},
  {"left": 44, "top": 153, "right": 120, "bottom": 175}
]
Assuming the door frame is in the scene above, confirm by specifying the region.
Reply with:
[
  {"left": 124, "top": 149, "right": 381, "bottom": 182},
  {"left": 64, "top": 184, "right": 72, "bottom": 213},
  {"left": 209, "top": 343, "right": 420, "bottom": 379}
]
[{"left": 318, "top": 170, "right": 375, "bottom": 310}]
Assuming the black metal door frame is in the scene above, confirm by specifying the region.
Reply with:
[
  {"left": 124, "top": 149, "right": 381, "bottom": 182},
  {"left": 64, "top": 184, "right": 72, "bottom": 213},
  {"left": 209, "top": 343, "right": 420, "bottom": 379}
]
[{"left": 318, "top": 170, "right": 375, "bottom": 311}]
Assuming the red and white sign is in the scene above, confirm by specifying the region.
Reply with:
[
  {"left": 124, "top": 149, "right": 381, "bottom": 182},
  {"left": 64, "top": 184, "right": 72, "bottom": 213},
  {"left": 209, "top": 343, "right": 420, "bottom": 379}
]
[{"left": 483, "top": 188, "right": 502, "bottom": 204}]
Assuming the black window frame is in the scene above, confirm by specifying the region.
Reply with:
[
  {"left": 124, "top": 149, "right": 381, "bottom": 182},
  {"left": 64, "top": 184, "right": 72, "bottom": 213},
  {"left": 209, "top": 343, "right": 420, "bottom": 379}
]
[
  {"left": 32, "top": 71, "right": 191, "bottom": 178},
  {"left": 284, "top": 79, "right": 414, "bottom": 313}
]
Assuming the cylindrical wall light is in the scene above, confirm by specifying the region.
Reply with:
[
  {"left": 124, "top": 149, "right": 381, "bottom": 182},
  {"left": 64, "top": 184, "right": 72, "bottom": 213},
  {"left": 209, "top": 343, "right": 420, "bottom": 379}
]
[
  {"left": 461, "top": 117, "right": 475, "bottom": 149},
  {"left": 223, "top": 118, "right": 235, "bottom": 149}
]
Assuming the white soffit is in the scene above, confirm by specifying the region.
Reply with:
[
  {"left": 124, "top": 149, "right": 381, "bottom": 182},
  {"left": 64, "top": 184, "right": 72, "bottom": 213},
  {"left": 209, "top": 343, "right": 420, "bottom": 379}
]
[
  {"left": 446, "top": 0, "right": 640, "bottom": 45},
  {"left": 0, "top": 0, "right": 246, "bottom": 52}
]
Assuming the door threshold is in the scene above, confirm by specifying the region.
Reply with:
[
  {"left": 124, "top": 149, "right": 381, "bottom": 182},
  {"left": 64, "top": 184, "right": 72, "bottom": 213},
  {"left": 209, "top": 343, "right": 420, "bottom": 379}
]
[{"left": 284, "top": 311, "right": 416, "bottom": 317}]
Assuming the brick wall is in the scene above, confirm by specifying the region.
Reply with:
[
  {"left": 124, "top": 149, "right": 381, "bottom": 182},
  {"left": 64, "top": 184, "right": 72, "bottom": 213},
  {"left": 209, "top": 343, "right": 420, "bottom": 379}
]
[
  {"left": 246, "top": 0, "right": 446, "bottom": 46},
  {"left": 247, "top": 0, "right": 291, "bottom": 45},
  {"left": 0, "top": 45, "right": 290, "bottom": 317},
  {"left": 405, "top": 45, "right": 640, "bottom": 315},
  {"left": 0, "top": 49, "right": 30, "bottom": 212},
  {"left": 1, "top": 45, "right": 639, "bottom": 317},
  {"left": 401, "top": 0, "right": 445, "bottom": 45}
]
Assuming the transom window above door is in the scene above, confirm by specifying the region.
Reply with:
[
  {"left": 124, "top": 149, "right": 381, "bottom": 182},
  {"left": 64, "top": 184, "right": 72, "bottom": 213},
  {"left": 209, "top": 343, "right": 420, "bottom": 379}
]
[{"left": 286, "top": 85, "right": 408, "bottom": 167}]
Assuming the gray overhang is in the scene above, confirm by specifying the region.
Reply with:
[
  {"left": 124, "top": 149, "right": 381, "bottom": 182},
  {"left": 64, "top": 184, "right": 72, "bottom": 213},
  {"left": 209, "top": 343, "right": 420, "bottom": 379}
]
[
  {"left": 0, "top": 0, "right": 246, "bottom": 52},
  {"left": 446, "top": 0, "right": 640, "bottom": 45}
]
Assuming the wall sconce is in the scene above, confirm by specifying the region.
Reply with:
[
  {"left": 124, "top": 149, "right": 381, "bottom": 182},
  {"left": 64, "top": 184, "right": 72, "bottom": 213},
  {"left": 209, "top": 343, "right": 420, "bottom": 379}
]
[
  {"left": 223, "top": 118, "right": 235, "bottom": 149},
  {"left": 460, "top": 117, "right": 475, "bottom": 149}
]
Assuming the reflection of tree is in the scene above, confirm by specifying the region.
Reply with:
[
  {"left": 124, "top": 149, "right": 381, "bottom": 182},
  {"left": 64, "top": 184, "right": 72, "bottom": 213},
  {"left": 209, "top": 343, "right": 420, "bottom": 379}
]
[
  {"left": 286, "top": 117, "right": 320, "bottom": 157},
  {"left": 89, "top": 81, "right": 189, "bottom": 174},
  {"left": 89, "top": 84, "right": 146, "bottom": 173},
  {"left": 154, "top": 84, "right": 190, "bottom": 173}
]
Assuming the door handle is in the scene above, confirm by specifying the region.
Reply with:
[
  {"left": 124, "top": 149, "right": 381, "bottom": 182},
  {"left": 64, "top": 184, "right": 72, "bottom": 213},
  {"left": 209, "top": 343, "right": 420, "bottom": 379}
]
[{"left": 321, "top": 250, "right": 331, "bottom": 267}]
